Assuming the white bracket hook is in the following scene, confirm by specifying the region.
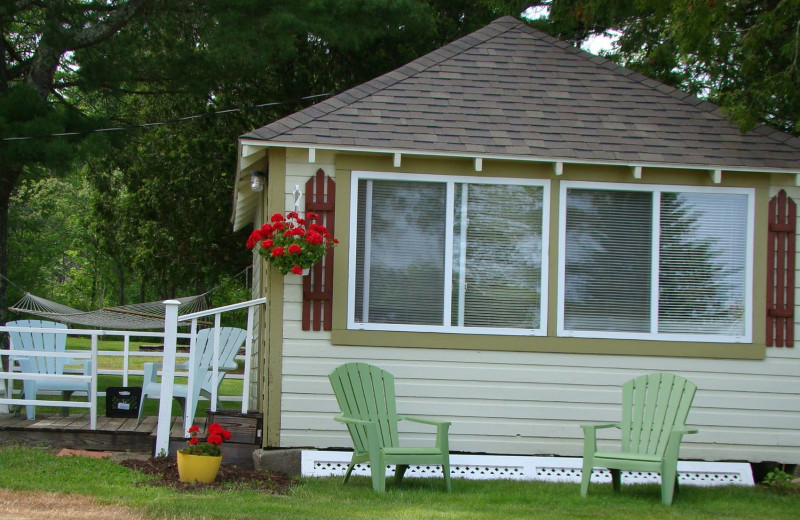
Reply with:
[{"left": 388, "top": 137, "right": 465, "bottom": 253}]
[{"left": 293, "top": 185, "right": 302, "bottom": 213}]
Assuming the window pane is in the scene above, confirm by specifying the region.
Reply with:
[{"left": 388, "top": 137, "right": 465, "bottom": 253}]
[
  {"left": 564, "top": 189, "right": 652, "bottom": 332},
  {"left": 453, "top": 184, "right": 544, "bottom": 328},
  {"left": 659, "top": 192, "right": 748, "bottom": 335},
  {"left": 355, "top": 180, "right": 446, "bottom": 325}
]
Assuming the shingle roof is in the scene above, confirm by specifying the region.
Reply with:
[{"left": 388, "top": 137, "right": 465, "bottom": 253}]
[{"left": 242, "top": 16, "right": 800, "bottom": 171}]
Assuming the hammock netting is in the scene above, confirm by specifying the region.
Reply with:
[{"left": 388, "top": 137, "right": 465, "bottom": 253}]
[{"left": 9, "top": 292, "right": 208, "bottom": 330}]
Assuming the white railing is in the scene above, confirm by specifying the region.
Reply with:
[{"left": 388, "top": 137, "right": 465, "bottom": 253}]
[
  {"left": 154, "top": 297, "right": 265, "bottom": 456},
  {"left": 0, "top": 296, "right": 266, "bottom": 457}
]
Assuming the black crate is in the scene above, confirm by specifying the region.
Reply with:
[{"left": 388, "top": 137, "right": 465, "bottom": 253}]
[{"left": 105, "top": 386, "right": 142, "bottom": 418}]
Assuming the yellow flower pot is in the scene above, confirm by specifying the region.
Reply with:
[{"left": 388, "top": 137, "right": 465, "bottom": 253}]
[{"left": 177, "top": 451, "right": 223, "bottom": 483}]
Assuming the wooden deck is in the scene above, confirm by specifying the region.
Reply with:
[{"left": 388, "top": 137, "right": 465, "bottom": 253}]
[
  {"left": 0, "top": 411, "right": 261, "bottom": 466},
  {"left": 0, "top": 413, "right": 183, "bottom": 453}
]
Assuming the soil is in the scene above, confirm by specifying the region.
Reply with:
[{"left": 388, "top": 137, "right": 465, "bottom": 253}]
[{"left": 118, "top": 456, "right": 298, "bottom": 494}]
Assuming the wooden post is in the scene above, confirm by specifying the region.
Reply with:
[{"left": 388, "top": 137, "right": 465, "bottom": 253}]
[{"left": 155, "top": 300, "right": 181, "bottom": 457}]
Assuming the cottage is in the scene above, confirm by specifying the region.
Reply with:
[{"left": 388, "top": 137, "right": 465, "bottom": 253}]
[{"left": 232, "top": 16, "right": 800, "bottom": 466}]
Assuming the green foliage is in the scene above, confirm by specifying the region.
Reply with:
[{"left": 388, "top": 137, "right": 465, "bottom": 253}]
[
  {"left": 763, "top": 467, "right": 795, "bottom": 492},
  {"left": 541, "top": 0, "right": 800, "bottom": 135}
]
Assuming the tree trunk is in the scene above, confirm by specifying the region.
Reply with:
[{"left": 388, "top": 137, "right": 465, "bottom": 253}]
[{"left": 0, "top": 163, "right": 23, "bottom": 326}]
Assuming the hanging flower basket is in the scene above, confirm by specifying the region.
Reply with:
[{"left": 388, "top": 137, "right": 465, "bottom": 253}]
[{"left": 246, "top": 211, "right": 338, "bottom": 275}]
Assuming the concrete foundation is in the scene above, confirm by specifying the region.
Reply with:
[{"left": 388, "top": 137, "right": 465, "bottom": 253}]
[{"left": 252, "top": 448, "right": 303, "bottom": 476}]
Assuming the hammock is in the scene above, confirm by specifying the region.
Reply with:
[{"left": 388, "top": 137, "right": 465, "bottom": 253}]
[{"left": 9, "top": 292, "right": 208, "bottom": 330}]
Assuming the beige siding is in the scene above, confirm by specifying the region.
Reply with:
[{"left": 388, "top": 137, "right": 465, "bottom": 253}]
[{"left": 274, "top": 158, "right": 800, "bottom": 463}]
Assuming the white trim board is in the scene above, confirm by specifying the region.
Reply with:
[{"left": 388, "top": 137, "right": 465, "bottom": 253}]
[{"left": 302, "top": 450, "right": 754, "bottom": 487}]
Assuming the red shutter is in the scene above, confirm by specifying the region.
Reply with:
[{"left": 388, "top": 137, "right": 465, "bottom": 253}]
[
  {"left": 303, "top": 169, "right": 335, "bottom": 331},
  {"left": 767, "top": 189, "right": 796, "bottom": 347}
]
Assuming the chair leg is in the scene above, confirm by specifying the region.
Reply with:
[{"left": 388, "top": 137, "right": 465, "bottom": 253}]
[
  {"left": 580, "top": 457, "right": 593, "bottom": 497},
  {"left": 343, "top": 462, "right": 356, "bottom": 484},
  {"left": 610, "top": 469, "right": 621, "bottom": 493},
  {"left": 396, "top": 465, "right": 408, "bottom": 486},
  {"left": 23, "top": 381, "right": 36, "bottom": 420},
  {"left": 661, "top": 465, "right": 678, "bottom": 505},
  {"left": 136, "top": 393, "right": 148, "bottom": 425},
  {"left": 369, "top": 451, "right": 386, "bottom": 493},
  {"left": 442, "top": 458, "right": 452, "bottom": 492},
  {"left": 60, "top": 391, "right": 74, "bottom": 417}
]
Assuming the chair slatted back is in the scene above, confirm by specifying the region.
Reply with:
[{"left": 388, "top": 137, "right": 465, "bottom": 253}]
[
  {"left": 621, "top": 373, "right": 696, "bottom": 456},
  {"left": 329, "top": 363, "right": 400, "bottom": 454},
  {"left": 192, "top": 327, "right": 246, "bottom": 390},
  {"left": 7, "top": 320, "right": 68, "bottom": 374}
]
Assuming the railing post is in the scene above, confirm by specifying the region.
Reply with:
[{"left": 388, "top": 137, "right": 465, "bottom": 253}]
[
  {"left": 210, "top": 313, "right": 222, "bottom": 414},
  {"left": 155, "top": 300, "right": 181, "bottom": 457},
  {"left": 122, "top": 334, "right": 130, "bottom": 387},
  {"left": 90, "top": 334, "right": 98, "bottom": 430},
  {"left": 242, "top": 304, "right": 255, "bottom": 413},
  {"left": 184, "top": 319, "right": 199, "bottom": 436}
]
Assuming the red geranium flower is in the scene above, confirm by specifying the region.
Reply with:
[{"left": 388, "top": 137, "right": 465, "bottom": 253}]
[
  {"left": 246, "top": 209, "right": 338, "bottom": 275},
  {"left": 180, "top": 422, "right": 232, "bottom": 457}
]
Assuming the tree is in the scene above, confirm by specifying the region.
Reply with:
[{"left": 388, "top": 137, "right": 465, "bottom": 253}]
[
  {"left": 2, "top": 1, "right": 531, "bottom": 321},
  {"left": 539, "top": 0, "right": 800, "bottom": 135},
  {"left": 0, "top": 0, "right": 148, "bottom": 325}
]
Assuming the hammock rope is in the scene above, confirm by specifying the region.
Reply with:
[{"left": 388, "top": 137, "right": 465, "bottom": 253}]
[{"left": 9, "top": 292, "right": 208, "bottom": 330}]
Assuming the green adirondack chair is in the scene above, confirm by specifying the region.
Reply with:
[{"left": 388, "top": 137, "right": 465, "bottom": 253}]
[
  {"left": 328, "top": 362, "right": 452, "bottom": 493},
  {"left": 580, "top": 372, "right": 699, "bottom": 505}
]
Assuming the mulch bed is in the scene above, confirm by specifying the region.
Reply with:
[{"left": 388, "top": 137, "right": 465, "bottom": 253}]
[{"left": 119, "top": 456, "right": 297, "bottom": 494}]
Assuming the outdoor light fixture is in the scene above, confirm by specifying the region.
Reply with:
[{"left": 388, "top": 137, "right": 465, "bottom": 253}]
[{"left": 250, "top": 170, "right": 266, "bottom": 192}]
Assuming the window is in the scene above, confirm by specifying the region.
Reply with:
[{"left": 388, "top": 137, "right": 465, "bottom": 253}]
[
  {"left": 558, "top": 182, "right": 753, "bottom": 343},
  {"left": 348, "top": 172, "right": 549, "bottom": 335}
]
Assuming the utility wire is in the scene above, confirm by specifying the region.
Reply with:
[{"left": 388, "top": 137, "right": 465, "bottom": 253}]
[{"left": 0, "top": 92, "right": 334, "bottom": 142}]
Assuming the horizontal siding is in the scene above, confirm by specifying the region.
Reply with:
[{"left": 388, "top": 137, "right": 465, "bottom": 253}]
[{"left": 273, "top": 173, "right": 800, "bottom": 464}]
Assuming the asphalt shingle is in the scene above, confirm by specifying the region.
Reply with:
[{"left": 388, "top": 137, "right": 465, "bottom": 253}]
[{"left": 242, "top": 16, "right": 800, "bottom": 171}]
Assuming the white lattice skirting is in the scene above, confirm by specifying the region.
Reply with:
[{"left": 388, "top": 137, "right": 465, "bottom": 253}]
[{"left": 302, "top": 451, "right": 754, "bottom": 487}]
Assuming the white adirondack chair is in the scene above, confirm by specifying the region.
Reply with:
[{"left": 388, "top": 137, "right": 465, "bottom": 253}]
[
  {"left": 137, "top": 327, "right": 246, "bottom": 425},
  {"left": 6, "top": 319, "right": 91, "bottom": 420}
]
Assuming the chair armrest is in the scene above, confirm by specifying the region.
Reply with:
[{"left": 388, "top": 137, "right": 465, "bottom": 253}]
[
  {"left": 664, "top": 427, "right": 698, "bottom": 461},
  {"left": 333, "top": 415, "right": 372, "bottom": 426},
  {"left": 581, "top": 423, "right": 621, "bottom": 454},
  {"left": 15, "top": 356, "right": 34, "bottom": 373},
  {"left": 399, "top": 415, "right": 451, "bottom": 427},
  {"left": 142, "top": 362, "right": 162, "bottom": 385},
  {"left": 400, "top": 416, "right": 451, "bottom": 452},
  {"left": 65, "top": 358, "right": 91, "bottom": 374}
]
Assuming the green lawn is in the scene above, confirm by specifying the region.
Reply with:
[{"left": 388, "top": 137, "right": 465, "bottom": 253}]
[{"left": 0, "top": 444, "right": 797, "bottom": 520}]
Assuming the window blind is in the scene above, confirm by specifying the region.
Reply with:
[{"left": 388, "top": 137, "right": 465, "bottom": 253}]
[
  {"left": 354, "top": 180, "right": 447, "bottom": 325},
  {"left": 563, "top": 189, "right": 652, "bottom": 332},
  {"left": 659, "top": 192, "right": 748, "bottom": 335}
]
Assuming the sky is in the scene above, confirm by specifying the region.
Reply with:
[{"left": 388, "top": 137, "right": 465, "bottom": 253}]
[{"left": 522, "top": 5, "right": 618, "bottom": 55}]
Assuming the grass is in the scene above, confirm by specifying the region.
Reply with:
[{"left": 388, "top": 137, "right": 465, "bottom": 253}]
[{"left": 0, "top": 444, "right": 797, "bottom": 520}]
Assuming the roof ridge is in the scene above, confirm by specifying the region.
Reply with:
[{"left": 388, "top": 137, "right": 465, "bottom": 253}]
[
  {"left": 255, "top": 16, "right": 522, "bottom": 142},
  {"left": 512, "top": 19, "right": 800, "bottom": 151}
]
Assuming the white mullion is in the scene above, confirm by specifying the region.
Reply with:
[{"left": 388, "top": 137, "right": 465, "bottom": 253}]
[
  {"left": 457, "top": 185, "right": 469, "bottom": 328},
  {"left": 362, "top": 180, "right": 373, "bottom": 323},
  {"left": 443, "top": 182, "right": 455, "bottom": 326},
  {"left": 650, "top": 191, "right": 661, "bottom": 335}
]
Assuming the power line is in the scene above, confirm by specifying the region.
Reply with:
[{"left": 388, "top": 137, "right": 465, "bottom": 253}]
[{"left": 0, "top": 92, "right": 334, "bottom": 142}]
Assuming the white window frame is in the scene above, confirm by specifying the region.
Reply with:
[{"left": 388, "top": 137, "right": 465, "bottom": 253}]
[
  {"left": 347, "top": 170, "right": 551, "bottom": 336},
  {"left": 557, "top": 181, "right": 754, "bottom": 343}
]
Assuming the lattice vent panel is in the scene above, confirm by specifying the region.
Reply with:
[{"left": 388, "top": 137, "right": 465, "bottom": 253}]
[{"left": 302, "top": 451, "right": 754, "bottom": 487}]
